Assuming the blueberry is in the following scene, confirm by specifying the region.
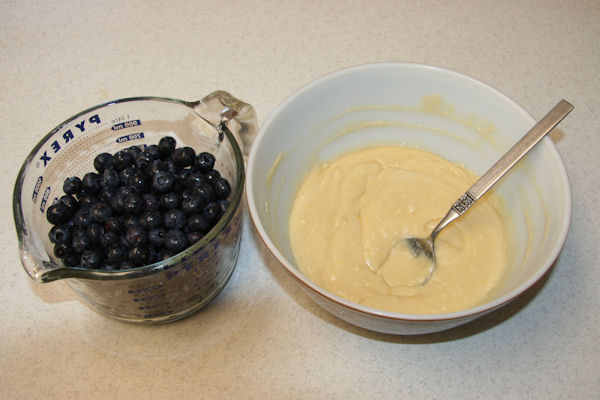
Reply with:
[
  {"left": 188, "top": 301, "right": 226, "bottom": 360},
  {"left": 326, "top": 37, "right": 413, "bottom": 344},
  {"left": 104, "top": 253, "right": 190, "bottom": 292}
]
[
  {"left": 164, "top": 229, "right": 188, "bottom": 253},
  {"left": 123, "top": 215, "right": 140, "bottom": 229},
  {"left": 172, "top": 146, "right": 196, "bottom": 168},
  {"left": 142, "top": 193, "right": 160, "bottom": 212},
  {"left": 186, "top": 231, "right": 203, "bottom": 244},
  {"left": 160, "top": 192, "right": 180, "bottom": 210},
  {"left": 134, "top": 152, "right": 153, "bottom": 171},
  {"left": 164, "top": 160, "right": 177, "bottom": 174},
  {"left": 49, "top": 224, "right": 72, "bottom": 244},
  {"left": 115, "top": 185, "right": 131, "bottom": 198},
  {"left": 180, "top": 189, "right": 195, "bottom": 201},
  {"left": 72, "top": 226, "right": 87, "bottom": 238},
  {"left": 128, "top": 246, "right": 151, "bottom": 267},
  {"left": 113, "top": 150, "right": 134, "bottom": 171},
  {"left": 194, "top": 183, "right": 215, "bottom": 204},
  {"left": 202, "top": 202, "right": 222, "bottom": 224},
  {"left": 125, "top": 145, "right": 142, "bottom": 159},
  {"left": 46, "top": 202, "right": 73, "bottom": 225},
  {"left": 148, "top": 159, "right": 167, "bottom": 176},
  {"left": 122, "top": 193, "right": 143, "bottom": 215},
  {"left": 184, "top": 171, "right": 206, "bottom": 189},
  {"left": 107, "top": 244, "right": 128, "bottom": 263},
  {"left": 73, "top": 207, "right": 92, "bottom": 227},
  {"left": 63, "top": 177, "right": 82, "bottom": 196},
  {"left": 212, "top": 177, "right": 231, "bottom": 200},
  {"left": 156, "top": 248, "right": 173, "bottom": 262},
  {"left": 90, "top": 202, "right": 112, "bottom": 223},
  {"left": 100, "top": 231, "right": 119, "bottom": 248},
  {"left": 163, "top": 209, "right": 186, "bottom": 230},
  {"left": 119, "top": 166, "right": 136, "bottom": 186},
  {"left": 80, "top": 248, "right": 103, "bottom": 268},
  {"left": 65, "top": 218, "right": 77, "bottom": 231},
  {"left": 86, "top": 223, "right": 104, "bottom": 242},
  {"left": 99, "top": 188, "right": 116, "bottom": 204},
  {"left": 82, "top": 172, "right": 102, "bottom": 194},
  {"left": 72, "top": 233, "right": 91, "bottom": 253},
  {"left": 152, "top": 171, "right": 174, "bottom": 193},
  {"left": 186, "top": 213, "right": 209, "bottom": 233},
  {"left": 205, "top": 169, "right": 221, "bottom": 184},
  {"left": 148, "top": 228, "right": 167, "bottom": 248},
  {"left": 181, "top": 195, "right": 205, "bottom": 215},
  {"left": 139, "top": 210, "right": 161, "bottom": 229},
  {"left": 101, "top": 168, "right": 120, "bottom": 189},
  {"left": 94, "top": 152, "right": 114, "bottom": 173},
  {"left": 127, "top": 171, "right": 149, "bottom": 194},
  {"left": 145, "top": 144, "right": 161, "bottom": 160},
  {"left": 62, "top": 253, "right": 80, "bottom": 268},
  {"left": 194, "top": 152, "right": 215, "bottom": 173},
  {"left": 104, "top": 216, "right": 122, "bottom": 233},
  {"left": 158, "top": 136, "right": 176, "bottom": 159},
  {"left": 217, "top": 199, "right": 230, "bottom": 215},
  {"left": 78, "top": 193, "right": 98, "bottom": 209},
  {"left": 125, "top": 225, "right": 146, "bottom": 247},
  {"left": 53, "top": 242, "right": 72, "bottom": 259},
  {"left": 173, "top": 169, "right": 189, "bottom": 191},
  {"left": 109, "top": 192, "right": 126, "bottom": 214},
  {"left": 59, "top": 194, "right": 79, "bottom": 211}
]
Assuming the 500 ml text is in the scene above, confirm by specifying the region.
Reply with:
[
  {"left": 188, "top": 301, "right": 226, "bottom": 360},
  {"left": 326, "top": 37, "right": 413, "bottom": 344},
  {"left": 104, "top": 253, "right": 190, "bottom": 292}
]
[{"left": 39, "top": 114, "right": 101, "bottom": 167}]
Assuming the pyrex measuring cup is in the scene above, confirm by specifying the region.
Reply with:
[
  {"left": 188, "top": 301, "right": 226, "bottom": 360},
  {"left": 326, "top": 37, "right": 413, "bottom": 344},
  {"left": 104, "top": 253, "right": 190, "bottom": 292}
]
[{"left": 13, "top": 91, "right": 257, "bottom": 323}]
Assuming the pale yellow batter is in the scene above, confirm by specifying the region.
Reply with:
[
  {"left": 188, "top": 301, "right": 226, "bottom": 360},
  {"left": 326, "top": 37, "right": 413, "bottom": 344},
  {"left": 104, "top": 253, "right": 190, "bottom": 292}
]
[{"left": 289, "top": 146, "right": 509, "bottom": 314}]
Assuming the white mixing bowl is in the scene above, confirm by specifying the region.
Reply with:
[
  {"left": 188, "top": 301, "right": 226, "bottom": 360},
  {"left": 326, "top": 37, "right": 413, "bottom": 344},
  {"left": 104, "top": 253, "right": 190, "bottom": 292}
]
[{"left": 246, "top": 63, "right": 571, "bottom": 335}]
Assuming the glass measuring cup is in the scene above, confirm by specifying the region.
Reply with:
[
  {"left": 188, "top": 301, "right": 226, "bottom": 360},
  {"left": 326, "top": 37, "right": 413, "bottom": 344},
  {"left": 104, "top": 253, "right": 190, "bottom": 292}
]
[{"left": 13, "top": 91, "right": 257, "bottom": 323}]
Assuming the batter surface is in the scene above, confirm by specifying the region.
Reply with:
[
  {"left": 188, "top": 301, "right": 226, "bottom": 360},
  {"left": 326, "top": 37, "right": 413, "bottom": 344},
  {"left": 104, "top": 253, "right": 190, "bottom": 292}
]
[{"left": 289, "top": 146, "right": 509, "bottom": 314}]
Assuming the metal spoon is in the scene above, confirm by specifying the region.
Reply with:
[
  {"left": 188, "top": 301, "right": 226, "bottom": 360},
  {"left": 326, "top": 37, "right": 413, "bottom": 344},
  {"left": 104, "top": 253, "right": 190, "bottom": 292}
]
[{"left": 404, "top": 99, "right": 573, "bottom": 285}]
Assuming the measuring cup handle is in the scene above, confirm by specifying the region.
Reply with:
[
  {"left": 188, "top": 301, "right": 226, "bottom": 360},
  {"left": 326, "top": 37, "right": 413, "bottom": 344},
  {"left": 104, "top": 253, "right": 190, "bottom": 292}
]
[{"left": 192, "top": 91, "right": 258, "bottom": 158}]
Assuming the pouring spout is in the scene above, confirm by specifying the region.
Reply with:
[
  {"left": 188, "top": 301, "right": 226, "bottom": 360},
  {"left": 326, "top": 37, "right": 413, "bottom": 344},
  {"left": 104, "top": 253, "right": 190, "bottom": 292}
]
[{"left": 19, "top": 247, "right": 66, "bottom": 283}]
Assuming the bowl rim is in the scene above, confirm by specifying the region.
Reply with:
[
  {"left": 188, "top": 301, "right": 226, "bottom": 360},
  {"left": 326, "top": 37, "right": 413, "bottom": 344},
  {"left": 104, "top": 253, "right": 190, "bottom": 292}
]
[
  {"left": 13, "top": 96, "right": 245, "bottom": 282},
  {"left": 246, "top": 62, "right": 572, "bottom": 322}
]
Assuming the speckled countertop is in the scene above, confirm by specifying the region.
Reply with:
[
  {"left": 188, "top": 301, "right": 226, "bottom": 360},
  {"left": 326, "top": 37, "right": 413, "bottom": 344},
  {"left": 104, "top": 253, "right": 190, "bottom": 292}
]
[{"left": 1, "top": 1, "right": 599, "bottom": 398}]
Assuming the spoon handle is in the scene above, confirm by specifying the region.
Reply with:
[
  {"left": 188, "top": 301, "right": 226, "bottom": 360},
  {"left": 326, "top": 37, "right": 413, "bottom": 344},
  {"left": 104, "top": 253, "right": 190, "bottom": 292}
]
[{"left": 451, "top": 99, "right": 573, "bottom": 216}]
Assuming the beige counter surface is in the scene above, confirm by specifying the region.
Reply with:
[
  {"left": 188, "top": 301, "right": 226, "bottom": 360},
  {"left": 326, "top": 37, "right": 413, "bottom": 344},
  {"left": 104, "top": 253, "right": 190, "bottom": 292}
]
[{"left": 2, "top": 1, "right": 599, "bottom": 398}]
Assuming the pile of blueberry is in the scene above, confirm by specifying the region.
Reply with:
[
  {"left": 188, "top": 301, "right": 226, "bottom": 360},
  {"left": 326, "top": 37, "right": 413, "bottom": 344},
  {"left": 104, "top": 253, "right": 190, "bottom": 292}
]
[{"left": 46, "top": 136, "right": 232, "bottom": 270}]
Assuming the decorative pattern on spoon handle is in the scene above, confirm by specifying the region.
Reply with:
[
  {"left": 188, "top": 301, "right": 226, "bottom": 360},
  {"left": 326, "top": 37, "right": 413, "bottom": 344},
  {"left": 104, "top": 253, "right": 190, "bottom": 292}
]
[{"left": 451, "top": 192, "right": 476, "bottom": 215}]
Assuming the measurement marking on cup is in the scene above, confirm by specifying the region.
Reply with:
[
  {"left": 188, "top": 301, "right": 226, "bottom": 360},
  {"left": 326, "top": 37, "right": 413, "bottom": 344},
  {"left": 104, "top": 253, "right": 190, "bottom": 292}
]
[
  {"left": 166, "top": 269, "right": 180, "bottom": 280},
  {"left": 116, "top": 132, "right": 145, "bottom": 143},
  {"left": 111, "top": 119, "right": 141, "bottom": 131},
  {"left": 138, "top": 302, "right": 170, "bottom": 310},
  {"left": 144, "top": 310, "right": 173, "bottom": 319},
  {"left": 32, "top": 176, "right": 43, "bottom": 202},
  {"left": 127, "top": 284, "right": 163, "bottom": 294},
  {"left": 196, "top": 251, "right": 210, "bottom": 262},
  {"left": 133, "top": 293, "right": 166, "bottom": 302},
  {"left": 39, "top": 187, "right": 51, "bottom": 213},
  {"left": 194, "top": 270, "right": 207, "bottom": 282}
]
